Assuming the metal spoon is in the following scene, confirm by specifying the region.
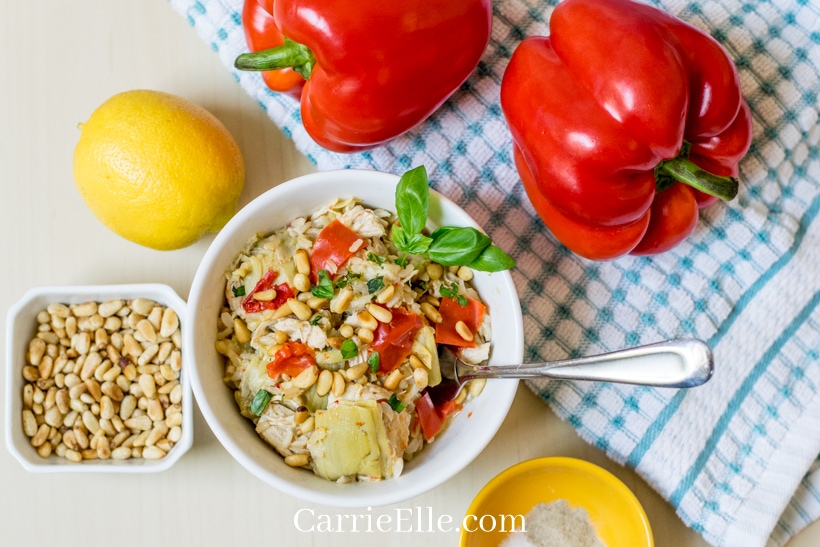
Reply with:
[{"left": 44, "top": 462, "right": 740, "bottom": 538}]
[{"left": 435, "top": 338, "right": 713, "bottom": 399}]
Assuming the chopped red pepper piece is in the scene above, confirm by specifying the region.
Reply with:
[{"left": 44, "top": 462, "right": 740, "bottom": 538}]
[
  {"left": 242, "top": 270, "right": 295, "bottom": 314},
  {"left": 415, "top": 391, "right": 443, "bottom": 441},
  {"left": 309, "top": 219, "right": 363, "bottom": 282},
  {"left": 435, "top": 297, "right": 486, "bottom": 348},
  {"left": 370, "top": 306, "right": 423, "bottom": 374},
  {"left": 266, "top": 341, "right": 315, "bottom": 380}
]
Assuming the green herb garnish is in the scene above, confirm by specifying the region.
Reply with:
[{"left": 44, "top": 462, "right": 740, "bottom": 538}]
[
  {"left": 387, "top": 393, "right": 406, "bottom": 413},
  {"left": 392, "top": 165, "right": 515, "bottom": 272},
  {"left": 340, "top": 339, "right": 358, "bottom": 359},
  {"left": 368, "top": 351, "right": 380, "bottom": 373},
  {"left": 309, "top": 315, "right": 322, "bottom": 326},
  {"left": 367, "top": 252, "right": 386, "bottom": 265},
  {"left": 367, "top": 276, "right": 385, "bottom": 294},
  {"left": 311, "top": 270, "right": 334, "bottom": 299},
  {"left": 232, "top": 285, "right": 246, "bottom": 297},
  {"left": 395, "top": 256, "right": 408, "bottom": 268},
  {"left": 250, "top": 389, "right": 273, "bottom": 416},
  {"left": 440, "top": 282, "right": 468, "bottom": 306}
]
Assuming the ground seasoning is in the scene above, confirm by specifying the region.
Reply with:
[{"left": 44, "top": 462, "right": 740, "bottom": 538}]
[{"left": 500, "top": 499, "right": 604, "bottom": 547}]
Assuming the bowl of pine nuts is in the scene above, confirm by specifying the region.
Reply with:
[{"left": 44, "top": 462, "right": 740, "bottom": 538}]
[
  {"left": 185, "top": 168, "right": 523, "bottom": 507},
  {"left": 5, "top": 283, "right": 193, "bottom": 472}
]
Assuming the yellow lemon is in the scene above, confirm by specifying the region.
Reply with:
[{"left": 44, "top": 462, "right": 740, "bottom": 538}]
[{"left": 73, "top": 89, "right": 245, "bottom": 250}]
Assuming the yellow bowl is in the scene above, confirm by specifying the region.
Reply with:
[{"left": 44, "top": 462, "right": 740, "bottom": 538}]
[{"left": 460, "top": 457, "right": 653, "bottom": 547}]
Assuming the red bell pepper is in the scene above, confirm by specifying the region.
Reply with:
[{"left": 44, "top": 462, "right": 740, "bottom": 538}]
[
  {"left": 501, "top": 0, "right": 752, "bottom": 260},
  {"left": 234, "top": 0, "right": 492, "bottom": 152},
  {"left": 435, "top": 296, "right": 486, "bottom": 348},
  {"left": 267, "top": 341, "right": 315, "bottom": 380},
  {"left": 309, "top": 218, "right": 363, "bottom": 281},
  {"left": 240, "top": 0, "right": 304, "bottom": 98},
  {"left": 242, "top": 270, "right": 295, "bottom": 314},
  {"left": 370, "top": 306, "right": 423, "bottom": 374}
]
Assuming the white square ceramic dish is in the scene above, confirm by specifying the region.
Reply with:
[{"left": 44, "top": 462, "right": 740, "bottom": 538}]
[{"left": 5, "top": 283, "right": 193, "bottom": 472}]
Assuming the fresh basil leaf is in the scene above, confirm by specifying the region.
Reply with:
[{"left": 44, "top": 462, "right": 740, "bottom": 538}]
[
  {"left": 367, "top": 252, "right": 386, "bottom": 265},
  {"left": 428, "top": 227, "right": 491, "bottom": 266},
  {"left": 340, "top": 339, "right": 358, "bottom": 359},
  {"left": 250, "top": 389, "right": 273, "bottom": 416},
  {"left": 387, "top": 393, "right": 406, "bottom": 413},
  {"left": 429, "top": 226, "right": 457, "bottom": 240},
  {"left": 440, "top": 282, "right": 458, "bottom": 299},
  {"left": 367, "top": 276, "right": 385, "bottom": 294},
  {"left": 395, "top": 256, "right": 407, "bottom": 268},
  {"left": 232, "top": 285, "right": 246, "bottom": 297},
  {"left": 468, "top": 244, "right": 516, "bottom": 272},
  {"left": 309, "top": 315, "right": 322, "bottom": 325},
  {"left": 368, "top": 351, "right": 380, "bottom": 373},
  {"left": 395, "top": 165, "right": 429, "bottom": 236},
  {"left": 393, "top": 225, "right": 432, "bottom": 255},
  {"left": 311, "top": 270, "right": 334, "bottom": 299}
]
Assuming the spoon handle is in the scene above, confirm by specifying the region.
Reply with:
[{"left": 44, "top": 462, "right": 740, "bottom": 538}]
[{"left": 458, "top": 338, "right": 714, "bottom": 388}]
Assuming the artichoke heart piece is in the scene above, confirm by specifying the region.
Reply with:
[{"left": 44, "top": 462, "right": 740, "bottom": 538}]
[
  {"left": 307, "top": 400, "right": 393, "bottom": 481},
  {"left": 412, "top": 325, "right": 441, "bottom": 387},
  {"left": 239, "top": 356, "right": 273, "bottom": 417}
]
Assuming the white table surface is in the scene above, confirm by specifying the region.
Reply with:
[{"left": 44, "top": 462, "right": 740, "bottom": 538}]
[{"left": 1, "top": 1, "right": 818, "bottom": 545}]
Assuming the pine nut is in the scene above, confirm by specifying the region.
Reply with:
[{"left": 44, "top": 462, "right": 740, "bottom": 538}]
[
  {"left": 131, "top": 299, "right": 155, "bottom": 316},
  {"left": 367, "top": 303, "right": 393, "bottom": 324},
  {"left": 294, "top": 273, "right": 311, "bottom": 293},
  {"left": 160, "top": 308, "right": 179, "bottom": 338},
  {"left": 306, "top": 296, "right": 329, "bottom": 310},
  {"left": 138, "top": 374, "right": 156, "bottom": 399},
  {"left": 469, "top": 378, "right": 486, "bottom": 398},
  {"left": 30, "top": 424, "right": 50, "bottom": 447},
  {"left": 299, "top": 416, "right": 315, "bottom": 434},
  {"left": 375, "top": 284, "right": 395, "bottom": 304},
  {"left": 338, "top": 324, "right": 354, "bottom": 338},
  {"left": 409, "top": 355, "right": 426, "bottom": 370},
  {"left": 294, "top": 249, "right": 311, "bottom": 275},
  {"left": 37, "top": 442, "right": 52, "bottom": 458},
  {"left": 420, "top": 302, "right": 442, "bottom": 323},
  {"left": 455, "top": 321, "right": 474, "bottom": 342},
  {"left": 124, "top": 415, "right": 152, "bottom": 431},
  {"left": 293, "top": 406, "right": 308, "bottom": 425},
  {"left": 98, "top": 300, "right": 124, "bottom": 318},
  {"left": 72, "top": 302, "right": 97, "bottom": 318},
  {"left": 252, "top": 289, "right": 277, "bottom": 302},
  {"left": 332, "top": 371, "right": 346, "bottom": 397},
  {"left": 271, "top": 301, "right": 293, "bottom": 320},
  {"left": 330, "top": 286, "right": 353, "bottom": 314},
  {"left": 316, "top": 370, "right": 333, "bottom": 397},
  {"left": 28, "top": 338, "right": 46, "bottom": 367},
  {"left": 383, "top": 369, "right": 403, "bottom": 391},
  {"left": 22, "top": 410, "right": 37, "bottom": 437},
  {"left": 65, "top": 449, "right": 82, "bottom": 463},
  {"left": 111, "top": 446, "right": 131, "bottom": 460},
  {"left": 357, "top": 328, "right": 374, "bottom": 344},
  {"left": 287, "top": 298, "right": 313, "bottom": 321},
  {"left": 292, "top": 366, "right": 318, "bottom": 389},
  {"left": 233, "top": 318, "right": 251, "bottom": 344},
  {"left": 285, "top": 453, "right": 310, "bottom": 467},
  {"left": 454, "top": 387, "right": 468, "bottom": 405},
  {"left": 413, "top": 368, "right": 429, "bottom": 390},
  {"left": 426, "top": 263, "right": 444, "bottom": 280},
  {"left": 345, "top": 363, "right": 369, "bottom": 381},
  {"left": 142, "top": 445, "right": 166, "bottom": 460},
  {"left": 357, "top": 310, "right": 378, "bottom": 331}
]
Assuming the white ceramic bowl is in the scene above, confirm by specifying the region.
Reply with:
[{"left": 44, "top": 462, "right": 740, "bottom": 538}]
[
  {"left": 5, "top": 284, "right": 193, "bottom": 472},
  {"left": 186, "top": 168, "right": 523, "bottom": 507}
]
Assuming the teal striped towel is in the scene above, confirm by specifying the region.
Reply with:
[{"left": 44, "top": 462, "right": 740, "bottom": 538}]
[{"left": 169, "top": 0, "right": 820, "bottom": 545}]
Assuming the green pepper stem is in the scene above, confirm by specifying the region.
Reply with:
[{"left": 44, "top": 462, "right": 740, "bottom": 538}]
[
  {"left": 658, "top": 156, "right": 738, "bottom": 201},
  {"left": 234, "top": 38, "right": 315, "bottom": 80}
]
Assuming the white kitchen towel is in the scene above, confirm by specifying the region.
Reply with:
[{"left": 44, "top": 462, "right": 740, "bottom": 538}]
[{"left": 167, "top": 0, "right": 820, "bottom": 545}]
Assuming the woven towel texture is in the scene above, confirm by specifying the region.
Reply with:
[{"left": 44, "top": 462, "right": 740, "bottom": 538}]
[{"left": 168, "top": 0, "right": 820, "bottom": 545}]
